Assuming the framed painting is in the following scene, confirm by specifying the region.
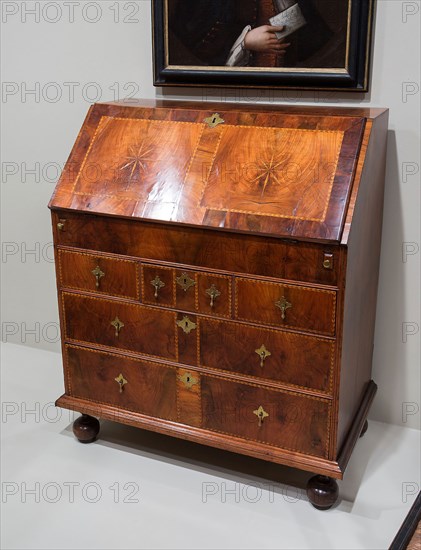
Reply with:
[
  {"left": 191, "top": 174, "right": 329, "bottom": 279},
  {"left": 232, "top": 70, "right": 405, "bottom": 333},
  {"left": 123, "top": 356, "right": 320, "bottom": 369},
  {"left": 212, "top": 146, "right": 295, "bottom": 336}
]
[{"left": 152, "top": 0, "right": 375, "bottom": 91}]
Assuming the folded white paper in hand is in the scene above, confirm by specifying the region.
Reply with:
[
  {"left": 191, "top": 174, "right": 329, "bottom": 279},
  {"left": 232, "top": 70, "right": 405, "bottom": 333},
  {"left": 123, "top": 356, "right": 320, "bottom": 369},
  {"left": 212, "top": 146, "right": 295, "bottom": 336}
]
[{"left": 269, "top": 3, "right": 307, "bottom": 40}]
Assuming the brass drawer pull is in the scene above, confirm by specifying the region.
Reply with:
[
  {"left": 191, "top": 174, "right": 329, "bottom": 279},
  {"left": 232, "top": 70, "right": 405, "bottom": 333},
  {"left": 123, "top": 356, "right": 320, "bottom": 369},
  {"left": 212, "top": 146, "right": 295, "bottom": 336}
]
[
  {"left": 151, "top": 275, "right": 165, "bottom": 299},
  {"left": 275, "top": 296, "right": 292, "bottom": 320},
  {"left": 176, "top": 315, "right": 197, "bottom": 334},
  {"left": 253, "top": 405, "right": 269, "bottom": 427},
  {"left": 92, "top": 266, "right": 105, "bottom": 288},
  {"left": 206, "top": 284, "right": 221, "bottom": 308},
  {"left": 114, "top": 373, "right": 128, "bottom": 393},
  {"left": 323, "top": 253, "right": 334, "bottom": 270},
  {"left": 176, "top": 272, "right": 196, "bottom": 292},
  {"left": 111, "top": 316, "right": 124, "bottom": 337},
  {"left": 255, "top": 344, "right": 271, "bottom": 368},
  {"left": 57, "top": 219, "right": 66, "bottom": 231}
]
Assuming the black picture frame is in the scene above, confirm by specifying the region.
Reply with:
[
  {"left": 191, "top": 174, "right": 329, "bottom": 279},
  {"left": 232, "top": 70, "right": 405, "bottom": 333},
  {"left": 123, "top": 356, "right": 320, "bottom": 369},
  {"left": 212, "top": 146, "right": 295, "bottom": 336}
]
[{"left": 152, "top": 0, "right": 375, "bottom": 92}]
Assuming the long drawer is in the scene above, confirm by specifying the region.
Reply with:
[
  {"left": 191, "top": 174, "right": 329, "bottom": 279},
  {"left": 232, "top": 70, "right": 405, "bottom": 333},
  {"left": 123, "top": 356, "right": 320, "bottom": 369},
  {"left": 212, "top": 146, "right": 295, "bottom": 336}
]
[
  {"left": 65, "top": 345, "right": 177, "bottom": 421},
  {"left": 52, "top": 211, "right": 339, "bottom": 286},
  {"left": 198, "top": 318, "right": 334, "bottom": 394},
  {"left": 201, "top": 375, "right": 330, "bottom": 458},
  {"left": 62, "top": 292, "right": 178, "bottom": 361}
]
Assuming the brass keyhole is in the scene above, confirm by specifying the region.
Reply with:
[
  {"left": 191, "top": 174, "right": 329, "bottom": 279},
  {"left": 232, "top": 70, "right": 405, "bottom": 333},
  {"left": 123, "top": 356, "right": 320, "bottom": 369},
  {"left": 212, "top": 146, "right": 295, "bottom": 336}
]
[
  {"left": 204, "top": 113, "right": 224, "bottom": 128},
  {"left": 178, "top": 372, "right": 198, "bottom": 388},
  {"left": 176, "top": 273, "right": 195, "bottom": 292},
  {"left": 176, "top": 315, "right": 197, "bottom": 334}
]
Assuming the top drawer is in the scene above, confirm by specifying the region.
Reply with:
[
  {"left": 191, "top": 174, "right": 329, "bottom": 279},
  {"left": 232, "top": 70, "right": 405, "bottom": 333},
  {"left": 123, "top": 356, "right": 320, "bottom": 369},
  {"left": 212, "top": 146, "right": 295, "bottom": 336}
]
[
  {"left": 58, "top": 249, "right": 139, "bottom": 300},
  {"left": 52, "top": 211, "right": 340, "bottom": 286},
  {"left": 235, "top": 278, "right": 336, "bottom": 336}
]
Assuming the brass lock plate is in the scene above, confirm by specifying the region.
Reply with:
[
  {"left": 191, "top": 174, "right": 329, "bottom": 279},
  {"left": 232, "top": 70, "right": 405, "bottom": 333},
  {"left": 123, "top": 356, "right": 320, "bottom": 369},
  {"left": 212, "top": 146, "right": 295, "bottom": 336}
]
[
  {"left": 204, "top": 113, "right": 225, "bottom": 128},
  {"left": 178, "top": 372, "right": 198, "bottom": 389},
  {"left": 176, "top": 273, "right": 196, "bottom": 292},
  {"left": 176, "top": 315, "right": 197, "bottom": 334}
]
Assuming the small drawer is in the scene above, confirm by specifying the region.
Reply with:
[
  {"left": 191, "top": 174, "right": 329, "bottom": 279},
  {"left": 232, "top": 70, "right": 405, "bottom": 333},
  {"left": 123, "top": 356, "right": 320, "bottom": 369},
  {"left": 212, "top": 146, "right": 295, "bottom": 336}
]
[
  {"left": 65, "top": 345, "right": 177, "bottom": 421},
  {"left": 62, "top": 292, "right": 177, "bottom": 361},
  {"left": 58, "top": 249, "right": 139, "bottom": 299},
  {"left": 199, "top": 318, "right": 334, "bottom": 394},
  {"left": 201, "top": 375, "right": 330, "bottom": 458},
  {"left": 197, "top": 273, "right": 231, "bottom": 317},
  {"left": 142, "top": 264, "right": 175, "bottom": 307},
  {"left": 235, "top": 278, "right": 336, "bottom": 336}
]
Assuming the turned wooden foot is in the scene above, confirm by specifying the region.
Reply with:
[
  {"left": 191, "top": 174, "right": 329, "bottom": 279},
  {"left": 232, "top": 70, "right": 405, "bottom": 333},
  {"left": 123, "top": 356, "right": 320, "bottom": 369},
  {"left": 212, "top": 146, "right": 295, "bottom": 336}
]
[
  {"left": 306, "top": 475, "right": 339, "bottom": 510},
  {"left": 73, "top": 414, "right": 100, "bottom": 443},
  {"left": 360, "top": 419, "right": 369, "bottom": 438}
]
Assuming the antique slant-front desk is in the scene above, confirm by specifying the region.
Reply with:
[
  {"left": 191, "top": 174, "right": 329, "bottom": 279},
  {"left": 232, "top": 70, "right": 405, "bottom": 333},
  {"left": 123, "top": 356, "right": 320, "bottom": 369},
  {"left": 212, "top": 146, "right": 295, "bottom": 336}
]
[{"left": 49, "top": 100, "right": 388, "bottom": 509}]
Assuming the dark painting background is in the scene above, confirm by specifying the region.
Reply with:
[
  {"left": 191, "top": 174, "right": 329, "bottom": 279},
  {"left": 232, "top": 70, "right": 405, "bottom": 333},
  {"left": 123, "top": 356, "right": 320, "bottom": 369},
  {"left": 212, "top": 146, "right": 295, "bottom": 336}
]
[{"left": 168, "top": 0, "right": 349, "bottom": 69}]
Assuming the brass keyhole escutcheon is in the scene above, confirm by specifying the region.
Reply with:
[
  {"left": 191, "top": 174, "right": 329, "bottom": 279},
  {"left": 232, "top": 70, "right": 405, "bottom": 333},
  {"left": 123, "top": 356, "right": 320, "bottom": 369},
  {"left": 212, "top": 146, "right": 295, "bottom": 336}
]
[
  {"left": 206, "top": 284, "right": 221, "bottom": 308},
  {"left": 275, "top": 296, "right": 292, "bottom": 320},
  {"left": 151, "top": 275, "right": 165, "bottom": 299},
  {"left": 253, "top": 405, "right": 269, "bottom": 427},
  {"left": 176, "top": 273, "right": 196, "bottom": 292},
  {"left": 111, "top": 317, "right": 124, "bottom": 337},
  {"left": 92, "top": 266, "right": 105, "bottom": 288},
  {"left": 176, "top": 315, "right": 197, "bottom": 334},
  {"left": 255, "top": 344, "right": 271, "bottom": 368},
  {"left": 204, "top": 113, "right": 225, "bottom": 128},
  {"left": 179, "top": 372, "right": 198, "bottom": 389},
  {"left": 115, "top": 373, "right": 127, "bottom": 393}
]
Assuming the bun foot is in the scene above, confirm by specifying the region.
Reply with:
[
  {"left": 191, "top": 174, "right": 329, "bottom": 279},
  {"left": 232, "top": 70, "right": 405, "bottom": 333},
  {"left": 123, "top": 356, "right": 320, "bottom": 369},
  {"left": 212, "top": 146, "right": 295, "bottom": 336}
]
[
  {"left": 73, "top": 414, "right": 100, "bottom": 443},
  {"left": 360, "top": 419, "right": 369, "bottom": 438},
  {"left": 306, "top": 475, "right": 339, "bottom": 510}
]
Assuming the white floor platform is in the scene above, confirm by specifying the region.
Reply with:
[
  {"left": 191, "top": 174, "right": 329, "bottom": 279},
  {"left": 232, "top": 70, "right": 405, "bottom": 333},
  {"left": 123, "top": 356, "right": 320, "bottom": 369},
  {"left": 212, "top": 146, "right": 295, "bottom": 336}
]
[{"left": 1, "top": 342, "right": 420, "bottom": 550}]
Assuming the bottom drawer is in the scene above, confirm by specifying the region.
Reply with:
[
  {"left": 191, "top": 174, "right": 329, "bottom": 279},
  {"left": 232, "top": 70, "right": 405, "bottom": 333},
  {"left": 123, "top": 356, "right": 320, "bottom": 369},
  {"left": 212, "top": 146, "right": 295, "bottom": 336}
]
[
  {"left": 65, "top": 346, "right": 178, "bottom": 421},
  {"left": 201, "top": 376, "right": 331, "bottom": 458}
]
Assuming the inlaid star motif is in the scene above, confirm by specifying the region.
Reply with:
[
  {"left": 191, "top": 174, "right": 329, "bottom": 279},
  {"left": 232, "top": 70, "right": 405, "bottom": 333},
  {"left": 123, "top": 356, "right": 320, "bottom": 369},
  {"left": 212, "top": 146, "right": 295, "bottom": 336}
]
[
  {"left": 119, "top": 141, "right": 154, "bottom": 185},
  {"left": 251, "top": 154, "right": 283, "bottom": 197}
]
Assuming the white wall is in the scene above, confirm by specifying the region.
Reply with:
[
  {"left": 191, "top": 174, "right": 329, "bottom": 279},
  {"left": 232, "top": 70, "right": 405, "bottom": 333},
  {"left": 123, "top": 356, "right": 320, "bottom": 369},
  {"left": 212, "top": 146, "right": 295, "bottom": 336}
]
[{"left": 1, "top": 1, "right": 420, "bottom": 429}]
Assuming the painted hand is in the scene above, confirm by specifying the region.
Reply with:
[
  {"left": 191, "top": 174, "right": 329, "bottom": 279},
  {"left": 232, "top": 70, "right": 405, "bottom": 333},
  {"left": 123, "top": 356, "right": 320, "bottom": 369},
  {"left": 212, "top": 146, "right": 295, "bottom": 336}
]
[{"left": 244, "top": 25, "right": 290, "bottom": 54}]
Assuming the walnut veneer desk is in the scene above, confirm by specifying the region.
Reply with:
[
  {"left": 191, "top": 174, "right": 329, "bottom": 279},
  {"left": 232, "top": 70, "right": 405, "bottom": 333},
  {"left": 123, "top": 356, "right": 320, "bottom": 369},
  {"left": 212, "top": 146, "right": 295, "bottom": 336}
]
[{"left": 49, "top": 100, "right": 388, "bottom": 509}]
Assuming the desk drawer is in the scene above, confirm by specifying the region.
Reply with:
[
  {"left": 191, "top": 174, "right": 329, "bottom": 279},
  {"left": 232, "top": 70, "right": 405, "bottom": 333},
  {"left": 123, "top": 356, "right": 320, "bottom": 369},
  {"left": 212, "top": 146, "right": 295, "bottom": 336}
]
[
  {"left": 62, "top": 293, "right": 177, "bottom": 361},
  {"left": 235, "top": 279, "right": 336, "bottom": 336},
  {"left": 58, "top": 249, "right": 139, "bottom": 299},
  {"left": 65, "top": 345, "right": 177, "bottom": 421},
  {"left": 199, "top": 319, "right": 334, "bottom": 394},
  {"left": 201, "top": 376, "right": 330, "bottom": 458}
]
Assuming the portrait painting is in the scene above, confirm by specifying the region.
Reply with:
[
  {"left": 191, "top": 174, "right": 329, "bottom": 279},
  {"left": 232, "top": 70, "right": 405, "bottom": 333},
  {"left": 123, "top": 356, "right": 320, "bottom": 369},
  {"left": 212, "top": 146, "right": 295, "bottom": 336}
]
[{"left": 152, "top": 0, "right": 375, "bottom": 90}]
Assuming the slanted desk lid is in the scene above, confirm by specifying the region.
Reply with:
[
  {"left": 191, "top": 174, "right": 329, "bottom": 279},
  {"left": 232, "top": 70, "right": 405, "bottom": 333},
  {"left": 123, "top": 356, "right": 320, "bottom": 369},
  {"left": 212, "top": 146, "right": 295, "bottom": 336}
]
[{"left": 50, "top": 102, "right": 366, "bottom": 243}]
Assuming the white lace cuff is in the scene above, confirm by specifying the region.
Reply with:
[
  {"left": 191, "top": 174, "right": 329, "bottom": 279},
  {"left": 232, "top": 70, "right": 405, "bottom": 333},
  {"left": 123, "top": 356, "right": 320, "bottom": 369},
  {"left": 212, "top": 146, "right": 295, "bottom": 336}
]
[{"left": 225, "top": 25, "right": 252, "bottom": 67}]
